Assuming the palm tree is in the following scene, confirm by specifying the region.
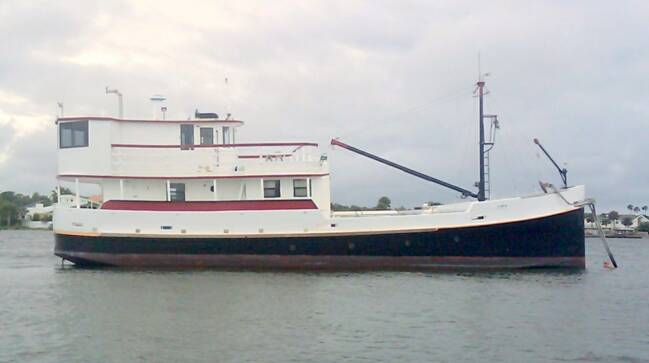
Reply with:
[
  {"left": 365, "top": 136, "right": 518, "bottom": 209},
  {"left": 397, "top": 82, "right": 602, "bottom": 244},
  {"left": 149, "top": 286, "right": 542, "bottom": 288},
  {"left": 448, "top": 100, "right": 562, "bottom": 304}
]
[
  {"left": 608, "top": 210, "right": 620, "bottom": 229},
  {"left": 627, "top": 204, "right": 634, "bottom": 212},
  {"left": 643, "top": 206, "right": 648, "bottom": 215}
]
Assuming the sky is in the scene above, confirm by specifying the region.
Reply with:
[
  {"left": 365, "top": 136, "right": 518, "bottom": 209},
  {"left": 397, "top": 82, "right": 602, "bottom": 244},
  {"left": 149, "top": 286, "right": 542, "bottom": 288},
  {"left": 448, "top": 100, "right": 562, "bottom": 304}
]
[{"left": 0, "top": 0, "right": 647, "bottom": 211}]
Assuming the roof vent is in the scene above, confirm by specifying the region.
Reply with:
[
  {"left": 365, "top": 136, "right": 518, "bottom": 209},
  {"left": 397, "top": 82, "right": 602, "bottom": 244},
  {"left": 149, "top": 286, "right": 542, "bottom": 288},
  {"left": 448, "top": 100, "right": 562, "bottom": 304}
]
[{"left": 195, "top": 109, "right": 219, "bottom": 119}]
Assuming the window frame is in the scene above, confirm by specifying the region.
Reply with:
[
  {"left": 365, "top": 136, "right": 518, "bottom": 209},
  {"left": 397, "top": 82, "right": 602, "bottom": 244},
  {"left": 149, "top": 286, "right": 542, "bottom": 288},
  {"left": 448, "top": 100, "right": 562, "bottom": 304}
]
[
  {"left": 199, "top": 127, "right": 214, "bottom": 145},
  {"left": 293, "top": 179, "right": 308, "bottom": 198},
  {"left": 180, "top": 124, "right": 194, "bottom": 148},
  {"left": 169, "top": 182, "right": 186, "bottom": 202},
  {"left": 59, "top": 121, "right": 89, "bottom": 149},
  {"left": 263, "top": 179, "right": 281, "bottom": 198}
]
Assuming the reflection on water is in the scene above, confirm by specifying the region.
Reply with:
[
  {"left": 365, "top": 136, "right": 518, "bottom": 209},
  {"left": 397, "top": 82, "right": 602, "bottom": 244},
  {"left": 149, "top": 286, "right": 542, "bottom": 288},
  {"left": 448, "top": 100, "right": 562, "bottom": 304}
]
[{"left": 1, "top": 230, "right": 648, "bottom": 363}]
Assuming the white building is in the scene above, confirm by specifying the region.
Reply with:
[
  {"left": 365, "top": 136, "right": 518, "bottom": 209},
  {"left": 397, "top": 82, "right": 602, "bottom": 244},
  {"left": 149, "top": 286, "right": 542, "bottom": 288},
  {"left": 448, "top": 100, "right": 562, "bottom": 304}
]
[
  {"left": 23, "top": 203, "right": 54, "bottom": 229},
  {"left": 584, "top": 214, "right": 649, "bottom": 231}
]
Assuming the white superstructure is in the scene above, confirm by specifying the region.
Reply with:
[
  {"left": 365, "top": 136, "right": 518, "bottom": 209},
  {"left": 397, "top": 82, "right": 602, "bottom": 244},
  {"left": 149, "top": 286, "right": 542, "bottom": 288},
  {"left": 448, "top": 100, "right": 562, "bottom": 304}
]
[{"left": 54, "top": 113, "right": 586, "bottom": 239}]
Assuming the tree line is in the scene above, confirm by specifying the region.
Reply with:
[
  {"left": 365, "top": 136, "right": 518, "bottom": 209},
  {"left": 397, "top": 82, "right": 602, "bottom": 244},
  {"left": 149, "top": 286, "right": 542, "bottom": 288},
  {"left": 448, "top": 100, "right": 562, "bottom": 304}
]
[
  {"left": 585, "top": 203, "right": 649, "bottom": 232},
  {"left": 331, "top": 197, "right": 443, "bottom": 212},
  {"left": 0, "top": 188, "right": 71, "bottom": 228}
]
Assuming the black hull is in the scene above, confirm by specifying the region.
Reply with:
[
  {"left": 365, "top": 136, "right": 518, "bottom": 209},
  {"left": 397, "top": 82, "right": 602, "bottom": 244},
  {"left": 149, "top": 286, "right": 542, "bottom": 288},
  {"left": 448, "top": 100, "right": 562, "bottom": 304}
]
[{"left": 55, "top": 208, "right": 585, "bottom": 270}]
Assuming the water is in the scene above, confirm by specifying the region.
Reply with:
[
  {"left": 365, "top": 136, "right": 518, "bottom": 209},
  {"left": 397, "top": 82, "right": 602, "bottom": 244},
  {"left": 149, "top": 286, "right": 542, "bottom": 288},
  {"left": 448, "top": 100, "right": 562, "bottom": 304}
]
[{"left": 1, "top": 230, "right": 648, "bottom": 363}]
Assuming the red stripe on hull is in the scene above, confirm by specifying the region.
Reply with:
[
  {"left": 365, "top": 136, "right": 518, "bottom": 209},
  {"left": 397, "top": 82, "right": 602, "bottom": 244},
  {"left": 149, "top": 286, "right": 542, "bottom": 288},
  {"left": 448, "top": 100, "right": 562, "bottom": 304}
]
[
  {"left": 100, "top": 199, "right": 318, "bottom": 211},
  {"left": 56, "top": 252, "right": 585, "bottom": 270}
]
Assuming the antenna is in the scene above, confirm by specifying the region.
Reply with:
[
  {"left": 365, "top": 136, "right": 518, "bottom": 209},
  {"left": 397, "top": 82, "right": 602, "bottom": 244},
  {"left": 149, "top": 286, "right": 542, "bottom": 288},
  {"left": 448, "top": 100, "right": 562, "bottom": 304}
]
[
  {"left": 105, "top": 87, "right": 123, "bottom": 118},
  {"left": 57, "top": 102, "right": 64, "bottom": 117},
  {"left": 225, "top": 77, "right": 232, "bottom": 118}
]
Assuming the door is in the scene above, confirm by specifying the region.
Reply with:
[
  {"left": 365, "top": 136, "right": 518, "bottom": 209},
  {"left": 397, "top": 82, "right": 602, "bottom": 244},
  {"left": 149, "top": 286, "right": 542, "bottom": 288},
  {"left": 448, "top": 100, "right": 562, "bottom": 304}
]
[
  {"left": 200, "top": 127, "right": 213, "bottom": 145},
  {"left": 169, "top": 183, "right": 186, "bottom": 202},
  {"left": 180, "top": 125, "right": 194, "bottom": 147}
]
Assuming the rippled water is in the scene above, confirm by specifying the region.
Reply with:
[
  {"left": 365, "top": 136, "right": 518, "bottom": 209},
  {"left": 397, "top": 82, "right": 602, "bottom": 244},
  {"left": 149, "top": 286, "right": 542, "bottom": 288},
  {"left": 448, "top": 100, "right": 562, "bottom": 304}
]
[{"left": 1, "top": 230, "right": 648, "bottom": 362}]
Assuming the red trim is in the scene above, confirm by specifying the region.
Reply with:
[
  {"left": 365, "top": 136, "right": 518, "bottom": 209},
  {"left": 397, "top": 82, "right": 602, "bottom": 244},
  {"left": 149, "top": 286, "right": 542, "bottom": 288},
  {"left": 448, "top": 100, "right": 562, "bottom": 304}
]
[
  {"left": 57, "top": 173, "right": 329, "bottom": 180},
  {"left": 111, "top": 142, "right": 318, "bottom": 148},
  {"left": 100, "top": 199, "right": 317, "bottom": 211},
  {"left": 238, "top": 154, "right": 294, "bottom": 159},
  {"left": 55, "top": 252, "right": 586, "bottom": 269},
  {"left": 56, "top": 116, "right": 244, "bottom": 126}
]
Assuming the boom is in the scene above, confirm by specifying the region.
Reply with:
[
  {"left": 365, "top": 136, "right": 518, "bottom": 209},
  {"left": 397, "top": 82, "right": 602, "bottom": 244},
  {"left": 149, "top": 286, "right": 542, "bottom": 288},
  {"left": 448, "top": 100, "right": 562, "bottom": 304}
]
[{"left": 331, "top": 139, "right": 479, "bottom": 199}]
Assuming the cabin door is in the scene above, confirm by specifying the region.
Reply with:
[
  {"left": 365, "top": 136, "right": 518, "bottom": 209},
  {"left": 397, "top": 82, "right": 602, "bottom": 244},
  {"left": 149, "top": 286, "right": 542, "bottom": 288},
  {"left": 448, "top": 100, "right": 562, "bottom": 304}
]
[
  {"left": 200, "top": 127, "right": 213, "bottom": 145},
  {"left": 180, "top": 125, "right": 194, "bottom": 147}
]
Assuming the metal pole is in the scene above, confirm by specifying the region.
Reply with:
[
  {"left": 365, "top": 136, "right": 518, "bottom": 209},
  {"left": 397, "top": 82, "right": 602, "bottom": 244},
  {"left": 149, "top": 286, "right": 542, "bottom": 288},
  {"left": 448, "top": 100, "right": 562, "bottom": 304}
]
[
  {"left": 118, "top": 93, "right": 123, "bottom": 118},
  {"left": 331, "top": 139, "right": 478, "bottom": 198},
  {"left": 75, "top": 178, "right": 80, "bottom": 208},
  {"left": 534, "top": 138, "right": 568, "bottom": 187},
  {"left": 477, "top": 80, "right": 486, "bottom": 201}
]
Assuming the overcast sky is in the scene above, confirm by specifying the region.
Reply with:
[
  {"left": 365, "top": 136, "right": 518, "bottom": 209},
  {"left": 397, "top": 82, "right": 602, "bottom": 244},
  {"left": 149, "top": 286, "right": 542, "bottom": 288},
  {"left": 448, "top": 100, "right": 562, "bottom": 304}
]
[{"left": 0, "top": 1, "right": 647, "bottom": 211}]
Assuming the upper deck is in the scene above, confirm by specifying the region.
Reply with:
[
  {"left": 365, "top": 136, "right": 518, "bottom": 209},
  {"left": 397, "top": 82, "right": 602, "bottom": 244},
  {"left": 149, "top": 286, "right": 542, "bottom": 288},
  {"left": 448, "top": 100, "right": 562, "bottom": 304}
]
[{"left": 56, "top": 116, "right": 328, "bottom": 180}]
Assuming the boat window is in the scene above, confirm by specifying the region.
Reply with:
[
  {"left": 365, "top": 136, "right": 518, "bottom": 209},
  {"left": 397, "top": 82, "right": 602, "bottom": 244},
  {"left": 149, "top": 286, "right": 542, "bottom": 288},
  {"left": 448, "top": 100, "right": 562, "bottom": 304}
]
[
  {"left": 200, "top": 127, "right": 213, "bottom": 145},
  {"left": 293, "top": 179, "right": 308, "bottom": 198},
  {"left": 180, "top": 125, "right": 194, "bottom": 147},
  {"left": 309, "top": 178, "right": 312, "bottom": 197},
  {"left": 169, "top": 183, "right": 186, "bottom": 202},
  {"left": 263, "top": 180, "right": 280, "bottom": 198},
  {"left": 59, "top": 121, "right": 88, "bottom": 148},
  {"left": 223, "top": 127, "right": 230, "bottom": 144}
]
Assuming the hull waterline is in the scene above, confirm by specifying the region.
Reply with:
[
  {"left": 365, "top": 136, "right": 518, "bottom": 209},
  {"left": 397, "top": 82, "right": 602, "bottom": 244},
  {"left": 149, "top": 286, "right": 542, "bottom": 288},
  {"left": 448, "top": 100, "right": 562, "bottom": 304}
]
[{"left": 55, "top": 208, "right": 585, "bottom": 270}]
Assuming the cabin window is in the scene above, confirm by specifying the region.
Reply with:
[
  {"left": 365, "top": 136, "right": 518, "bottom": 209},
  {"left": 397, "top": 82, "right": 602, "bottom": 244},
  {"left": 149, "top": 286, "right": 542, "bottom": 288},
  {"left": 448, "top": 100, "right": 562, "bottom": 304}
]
[
  {"left": 293, "top": 179, "right": 308, "bottom": 198},
  {"left": 200, "top": 127, "right": 213, "bottom": 145},
  {"left": 169, "top": 183, "right": 186, "bottom": 202},
  {"left": 263, "top": 180, "right": 280, "bottom": 198},
  {"left": 180, "top": 125, "right": 194, "bottom": 147},
  {"left": 223, "top": 127, "right": 231, "bottom": 144},
  {"left": 59, "top": 121, "right": 88, "bottom": 148}
]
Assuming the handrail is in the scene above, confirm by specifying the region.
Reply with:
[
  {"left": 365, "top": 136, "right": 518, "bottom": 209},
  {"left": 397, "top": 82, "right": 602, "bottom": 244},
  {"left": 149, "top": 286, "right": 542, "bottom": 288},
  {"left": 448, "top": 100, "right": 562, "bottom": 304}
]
[{"left": 111, "top": 142, "right": 318, "bottom": 149}]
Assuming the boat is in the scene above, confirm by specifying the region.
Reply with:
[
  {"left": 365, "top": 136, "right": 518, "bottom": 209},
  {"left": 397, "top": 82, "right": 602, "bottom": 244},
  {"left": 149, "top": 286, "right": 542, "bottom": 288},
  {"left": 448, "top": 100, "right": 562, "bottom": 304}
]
[{"left": 53, "top": 79, "right": 587, "bottom": 269}]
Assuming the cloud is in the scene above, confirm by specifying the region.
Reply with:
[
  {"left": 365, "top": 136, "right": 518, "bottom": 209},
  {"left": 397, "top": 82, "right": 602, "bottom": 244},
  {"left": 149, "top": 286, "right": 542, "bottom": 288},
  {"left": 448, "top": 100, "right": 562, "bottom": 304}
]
[{"left": 0, "top": 0, "right": 648, "bottom": 209}]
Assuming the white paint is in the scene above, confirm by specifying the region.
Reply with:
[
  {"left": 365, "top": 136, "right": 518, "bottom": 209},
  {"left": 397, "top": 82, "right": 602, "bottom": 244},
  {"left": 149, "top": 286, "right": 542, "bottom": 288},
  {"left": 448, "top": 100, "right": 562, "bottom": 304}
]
[
  {"left": 54, "top": 185, "right": 586, "bottom": 237},
  {"left": 54, "top": 116, "right": 585, "bottom": 238}
]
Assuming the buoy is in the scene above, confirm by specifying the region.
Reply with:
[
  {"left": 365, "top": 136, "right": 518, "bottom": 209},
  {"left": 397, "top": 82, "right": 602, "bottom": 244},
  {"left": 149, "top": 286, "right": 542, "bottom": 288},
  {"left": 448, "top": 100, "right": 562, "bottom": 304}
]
[{"left": 603, "top": 261, "right": 614, "bottom": 269}]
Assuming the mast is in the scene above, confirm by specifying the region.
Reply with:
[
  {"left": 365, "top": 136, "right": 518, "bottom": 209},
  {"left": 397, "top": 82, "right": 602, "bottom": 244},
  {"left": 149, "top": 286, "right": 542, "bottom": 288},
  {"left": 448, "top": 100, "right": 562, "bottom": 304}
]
[{"left": 477, "top": 79, "right": 486, "bottom": 201}]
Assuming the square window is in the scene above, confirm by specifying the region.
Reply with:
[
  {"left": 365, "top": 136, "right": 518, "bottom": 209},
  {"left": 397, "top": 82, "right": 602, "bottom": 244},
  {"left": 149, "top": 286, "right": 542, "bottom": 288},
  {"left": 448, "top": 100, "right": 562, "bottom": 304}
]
[
  {"left": 293, "top": 179, "right": 307, "bottom": 198},
  {"left": 59, "top": 121, "right": 88, "bottom": 148},
  {"left": 263, "top": 180, "right": 280, "bottom": 198}
]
